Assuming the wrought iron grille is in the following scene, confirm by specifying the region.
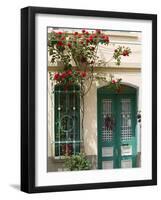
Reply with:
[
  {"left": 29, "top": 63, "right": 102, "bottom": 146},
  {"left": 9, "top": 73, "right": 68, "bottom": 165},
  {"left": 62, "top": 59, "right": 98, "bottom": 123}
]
[
  {"left": 102, "top": 99, "right": 113, "bottom": 142},
  {"left": 54, "top": 85, "right": 80, "bottom": 158},
  {"left": 121, "top": 99, "right": 132, "bottom": 141}
]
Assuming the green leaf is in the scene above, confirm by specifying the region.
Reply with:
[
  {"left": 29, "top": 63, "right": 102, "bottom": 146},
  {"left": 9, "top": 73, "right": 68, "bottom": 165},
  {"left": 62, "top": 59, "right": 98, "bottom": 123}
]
[{"left": 51, "top": 39, "right": 57, "bottom": 45}]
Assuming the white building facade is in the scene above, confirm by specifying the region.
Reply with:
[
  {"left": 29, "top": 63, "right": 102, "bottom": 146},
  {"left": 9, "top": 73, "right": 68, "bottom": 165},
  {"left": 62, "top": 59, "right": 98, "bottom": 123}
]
[{"left": 47, "top": 31, "right": 142, "bottom": 171}]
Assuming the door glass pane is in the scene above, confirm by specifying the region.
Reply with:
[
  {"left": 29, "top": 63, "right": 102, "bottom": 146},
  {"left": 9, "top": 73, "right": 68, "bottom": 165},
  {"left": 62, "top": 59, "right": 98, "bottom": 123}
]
[
  {"left": 102, "top": 99, "right": 113, "bottom": 142},
  {"left": 121, "top": 99, "right": 132, "bottom": 141}
]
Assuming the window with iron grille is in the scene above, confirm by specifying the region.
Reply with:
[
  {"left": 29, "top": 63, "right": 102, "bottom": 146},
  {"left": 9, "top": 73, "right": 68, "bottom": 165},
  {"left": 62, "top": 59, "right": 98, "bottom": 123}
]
[{"left": 54, "top": 85, "right": 80, "bottom": 158}]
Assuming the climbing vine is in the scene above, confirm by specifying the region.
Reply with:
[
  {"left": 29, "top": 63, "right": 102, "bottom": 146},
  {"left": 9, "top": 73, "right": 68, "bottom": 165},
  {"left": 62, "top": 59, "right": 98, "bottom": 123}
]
[
  {"left": 48, "top": 29, "right": 131, "bottom": 94},
  {"left": 48, "top": 29, "right": 132, "bottom": 153}
]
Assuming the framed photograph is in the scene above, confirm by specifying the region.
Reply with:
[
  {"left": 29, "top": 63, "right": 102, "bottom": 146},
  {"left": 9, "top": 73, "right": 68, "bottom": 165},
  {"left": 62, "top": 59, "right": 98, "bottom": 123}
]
[{"left": 21, "top": 6, "right": 157, "bottom": 193}]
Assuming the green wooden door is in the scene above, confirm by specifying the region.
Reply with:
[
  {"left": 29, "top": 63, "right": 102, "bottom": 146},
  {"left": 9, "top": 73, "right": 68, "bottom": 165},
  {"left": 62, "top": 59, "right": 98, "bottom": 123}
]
[{"left": 97, "top": 86, "right": 137, "bottom": 169}]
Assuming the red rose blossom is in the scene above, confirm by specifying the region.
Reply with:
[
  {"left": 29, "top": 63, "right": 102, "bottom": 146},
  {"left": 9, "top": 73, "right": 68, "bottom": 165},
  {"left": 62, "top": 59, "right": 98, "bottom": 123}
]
[
  {"left": 92, "top": 34, "right": 97, "bottom": 38},
  {"left": 123, "top": 50, "right": 129, "bottom": 56},
  {"left": 112, "top": 80, "right": 116, "bottom": 84},
  {"left": 86, "top": 38, "right": 90, "bottom": 43},
  {"left": 104, "top": 36, "right": 109, "bottom": 42},
  {"left": 61, "top": 36, "right": 65, "bottom": 40},
  {"left": 82, "top": 29, "right": 86, "bottom": 33},
  {"left": 81, "top": 71, "right": 87, "bottom": 78},
  {"left": 67, "top": 43, "right": 72, "bottom": 48},
  {"left": 96, "top": 29, "right": 101, "bottom": 34},
  {"left": 58, "top": 31, "right": 62, "bottom": 35},
  {"left": 89, "top": 36, "right": 93, "bottom": 42},
  {"left": 67, "top": 70, "right": 72, "bottom": 75},
  {"left": 61, "top": 72, "right": 67, "bottom": 79},
  {"left": 57, "top": 41, "right": 63, "bottom": 46},
  {"left": 54, "top": 73, "right": 60, "bottom": 80}
]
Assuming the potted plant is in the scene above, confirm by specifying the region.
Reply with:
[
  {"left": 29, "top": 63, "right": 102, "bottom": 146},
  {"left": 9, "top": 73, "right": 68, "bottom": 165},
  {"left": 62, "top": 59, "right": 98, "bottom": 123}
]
[{"left": 64, "top": 153, "right": 91, "bottom": 171}]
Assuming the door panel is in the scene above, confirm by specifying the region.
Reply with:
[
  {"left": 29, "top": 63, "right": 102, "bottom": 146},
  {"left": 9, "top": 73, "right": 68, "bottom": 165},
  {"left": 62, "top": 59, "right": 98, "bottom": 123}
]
[
  {"left": 121, "top": 159, "right": 132, "bottom": 168},
  {"left": 118, "top": 95, "right": 137, "bottom": 168},
  {"left": 98, "top": 96, "right": 116, "bottom": 169},
  {"left": 98, "top": 93, "right": 137, "bottom": 169},
  {"left": 102, "top": 161, "right": 113, "bottom": 169}
]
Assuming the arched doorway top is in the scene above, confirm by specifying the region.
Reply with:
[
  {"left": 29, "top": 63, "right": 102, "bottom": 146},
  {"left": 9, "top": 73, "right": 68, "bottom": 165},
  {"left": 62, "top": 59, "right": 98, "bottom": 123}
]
[{"left": 97, "top": 84, "right": 137, "bottom": 95}]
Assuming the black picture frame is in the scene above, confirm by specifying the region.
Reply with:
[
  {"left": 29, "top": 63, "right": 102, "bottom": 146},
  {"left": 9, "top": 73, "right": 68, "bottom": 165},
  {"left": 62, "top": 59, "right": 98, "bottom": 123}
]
[{"left": 21, "top": 6, "right": 157, "bottom": 193}]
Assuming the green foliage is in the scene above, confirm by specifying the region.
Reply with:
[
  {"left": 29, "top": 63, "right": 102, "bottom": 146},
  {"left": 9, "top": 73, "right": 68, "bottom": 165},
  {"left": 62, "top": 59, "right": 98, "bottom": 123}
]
[
  {"left": 107, "top": 78, "right": 125, "bottom": 93},
  {"left": 48, "top": 29, "right": 132, "bottom": 93},
  {"left": 113, "top": 46, "right": 132, "bottom": 65},
  {"left": 64, "top": 153, "right": 91, "bottom": 171}
]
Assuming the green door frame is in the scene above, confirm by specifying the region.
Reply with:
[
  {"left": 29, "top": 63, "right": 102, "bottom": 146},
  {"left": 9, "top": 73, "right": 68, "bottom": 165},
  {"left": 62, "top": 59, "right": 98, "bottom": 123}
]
[{"left": 97, "top": 85, "right": 137, "bottom": 169}]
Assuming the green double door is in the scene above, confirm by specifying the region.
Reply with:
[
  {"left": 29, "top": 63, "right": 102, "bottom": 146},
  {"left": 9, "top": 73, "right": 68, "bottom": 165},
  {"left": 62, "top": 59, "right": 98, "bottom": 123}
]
[{"left": 98, "top": 90, "right": 137, "bottom": 169}]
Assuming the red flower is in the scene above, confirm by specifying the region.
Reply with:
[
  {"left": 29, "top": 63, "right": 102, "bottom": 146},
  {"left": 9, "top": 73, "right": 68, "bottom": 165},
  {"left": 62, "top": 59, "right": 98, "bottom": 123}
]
[
  {"left": 61, "top": 72, "right": 67, "bottom": 79},
  {"left": 86, "top": 38, "right": 90, "bottom": 43},
  {"left": 67, "top": 70, "right": 72, "bottom": 76},
  {"left": 54, "top": 73, "right": 60, "bottom": 80},
  {"left": 96, "top": 29, "right": 101, "bottom": 34},
  {"left": 112, "top": 80, "right": 116, "bottom": 84},
  {"left": 104, "top": 36, "right": 109, "bottom": 43},
  {"left": 61, "top": 36, "right": 65, "bottom": 40},
  {"left": 81, "top": 71, "right": 87, "bottom": 78},
  {"left": 85, "top": 31, "right": 89, "bottom": 35},
  {"left": 89, "top": 36, "right": 93, "bottom": 42},
  {"left": 57, "top": 41, "right": 63, "bottom": 46},
  {"left": 82, "top": 29, "right": 86, "bottom": 33},
  {"left": 57, "top": 31, "right": 62, "bottom": 35},
  {"left": 67, "top": 43, "right": 72, "bottom": 48},
  {"left": 74, "top": 32, "right": 78, "bottom": 35},
  {"left": 123, "top": 50, "right": 129, "bottom": 56},
  {"left": 92, "top": 34, "right": 97, "bottom": 38}
]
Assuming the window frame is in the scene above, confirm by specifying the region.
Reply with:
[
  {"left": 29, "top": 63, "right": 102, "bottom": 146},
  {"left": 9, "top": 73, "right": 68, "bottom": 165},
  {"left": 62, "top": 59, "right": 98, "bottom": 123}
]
[{"left": 54, "top": 84, "right": 81, "bottom": 159}]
